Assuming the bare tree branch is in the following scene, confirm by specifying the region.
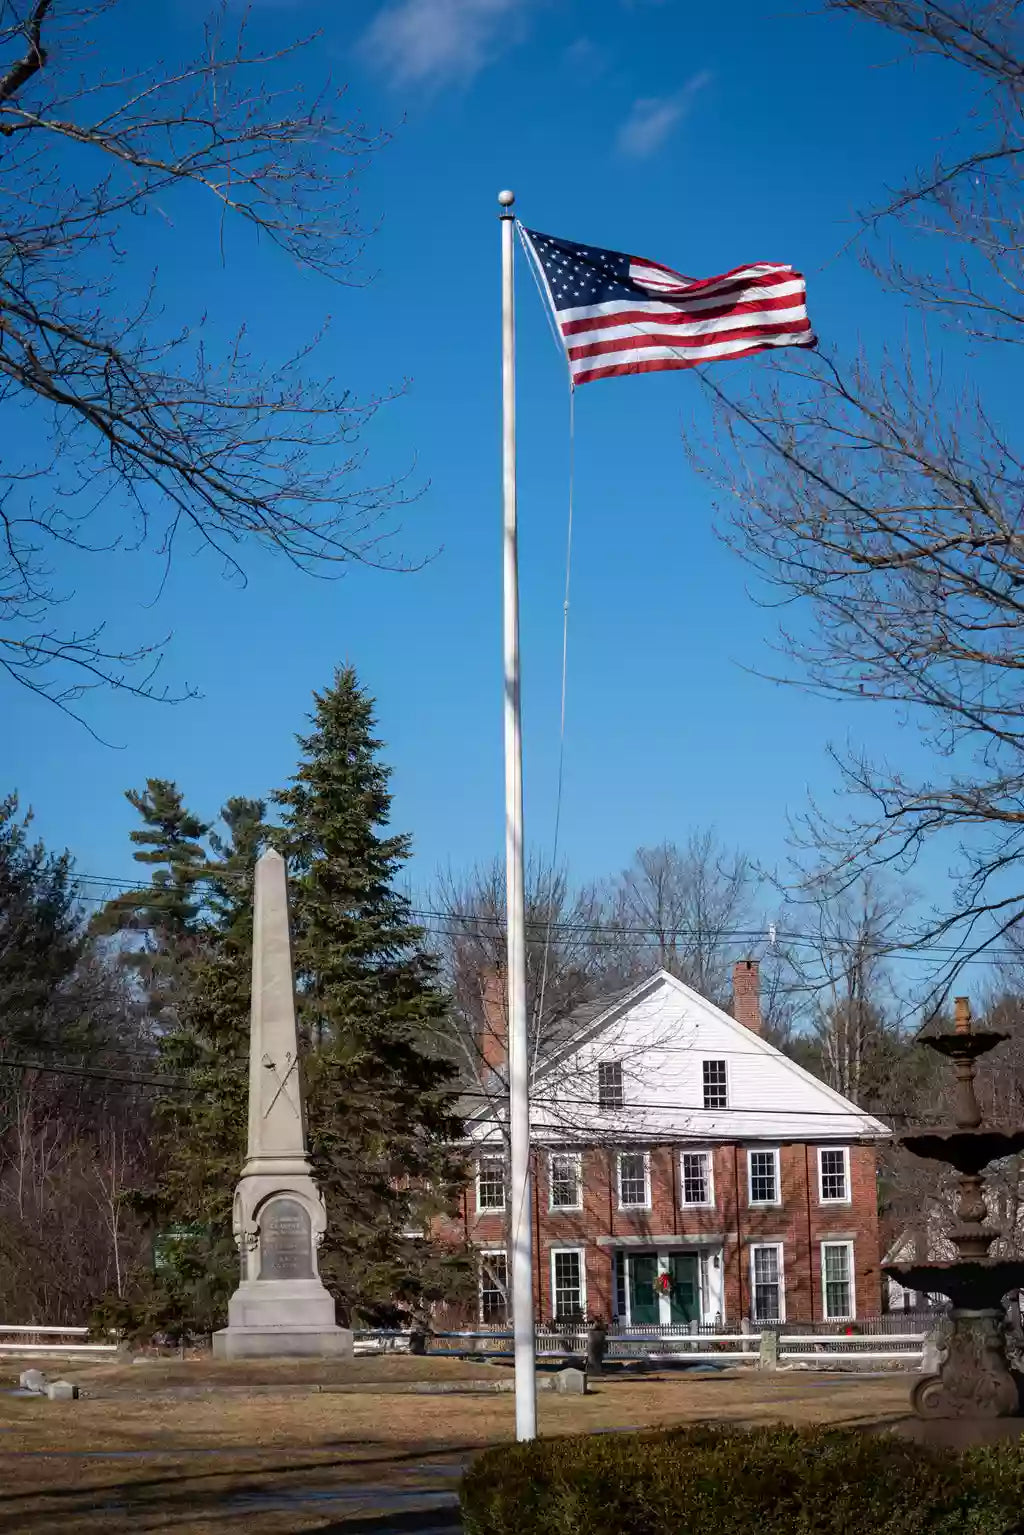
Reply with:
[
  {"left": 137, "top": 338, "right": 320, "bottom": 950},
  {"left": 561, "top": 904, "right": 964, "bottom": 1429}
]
[{"left": 0, "top": 0, "right": 407, "bottom": 713}]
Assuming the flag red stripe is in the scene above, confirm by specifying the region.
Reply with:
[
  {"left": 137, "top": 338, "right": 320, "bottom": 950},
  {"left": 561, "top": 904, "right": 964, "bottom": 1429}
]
[
  {"left": 560, "top": 292, "right": 807, "bottom": 336},
  {"left": 572, "top": 334, "right": 815, "bottom": 384},
  {"left": 636, "top": 261, "right": 799, "bottom": 296},
  {"left": 566, "top": 316, "right": 813, "bottom": 362}
]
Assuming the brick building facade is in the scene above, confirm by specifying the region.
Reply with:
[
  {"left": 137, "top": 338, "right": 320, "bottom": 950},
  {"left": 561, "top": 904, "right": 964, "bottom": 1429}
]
[{"left": 435, "top": 965, "right": 888, "bottom": 1327}]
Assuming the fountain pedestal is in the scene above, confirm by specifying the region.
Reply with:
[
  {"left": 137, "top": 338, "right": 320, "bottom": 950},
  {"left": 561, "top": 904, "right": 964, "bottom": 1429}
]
[{"left": 883, "top": 998, "right": 1024, "bottom": 1422}]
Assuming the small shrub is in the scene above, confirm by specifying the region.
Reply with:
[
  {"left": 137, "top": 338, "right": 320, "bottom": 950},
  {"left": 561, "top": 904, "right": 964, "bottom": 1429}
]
[{"left": 460, "top": 1423, "right": 1024, "bottom": 1535}]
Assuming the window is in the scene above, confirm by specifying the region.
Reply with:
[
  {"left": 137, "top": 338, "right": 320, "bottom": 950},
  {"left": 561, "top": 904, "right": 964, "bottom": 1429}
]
[
  {"left": 680, "top": 1150, "right": 714, "bottom": 1207},
  {"left": 551, "top": 1248, "right": 586, "bottom": 1320},
  {"left": 549, "top": 1151, "right": 582, "bottom": 1210},
  {"left": 476, "top": 1156, "right": 506, "bottom": 1211},
  {"left": 751, "top": 1244, "right": 784, "bottom": 1322},
  {"left": 818, "top": 1147, "right": 850, "bottom": 1203},
  {"left": 598, "top": 1061, "right": 623, "bottom": 1109},
  {"left": 617, "top": 1151, "right": 650, "bottom": 1209},
  {"left": 702, "top": 1059, "right": 728, "bottom": 1109},
  {"left": 480, "top": 1252, "right": 508, "bottom": 1323},
  {"left": 822, "top": 1242, "right": 855, "bottom": 1320},
  {"left": 748, "top": 1148, "right": 780, "bottom": 1205}
]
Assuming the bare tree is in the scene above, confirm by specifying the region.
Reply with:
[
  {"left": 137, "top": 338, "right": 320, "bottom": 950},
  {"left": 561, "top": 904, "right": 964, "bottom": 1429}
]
[
  {"left": 700, "top": 0, "right": 1024, "bottom": 994},
  {"left": 607, "top": 832, "right": 755, "bottom": 1004},
  {"left": 0, "top": 1, "right": 401, "bottom": 715},
  {"left": 789, "top": 877, "right": 903, "bottom": 1105}
]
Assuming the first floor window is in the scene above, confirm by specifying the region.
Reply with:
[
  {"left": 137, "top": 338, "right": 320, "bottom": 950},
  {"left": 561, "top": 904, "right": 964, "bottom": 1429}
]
[
  {"left": 552, "top": 1248, "right": 586, "bottom": 1320},
  {"left": 818, "top": 1147, "right": 850, "bottom": 1203},
  {"left": 480, "top": 1253, "right": 508, "bottom": 1323},
  {"left": 748, "top": 1148, "right": 779, "bottom": 1205},
  {"left": 549, "top": 1151, "right": 582, "bottom": 1210},
  {"left": 618, "top": 1151, "right": 649, "bottom": 1208},
  {"left": 822, "top": 1242, "right": 855, "bottom": 1320},
  {"left": 751, "top": 1244, "right": 783, "bottom": 1322},
  {"left": 477, "top": 1156, "right": 505, "bottom": 1211},
  {"left": 680, "top": 1150, "right": 713, "bottom": 1207}
]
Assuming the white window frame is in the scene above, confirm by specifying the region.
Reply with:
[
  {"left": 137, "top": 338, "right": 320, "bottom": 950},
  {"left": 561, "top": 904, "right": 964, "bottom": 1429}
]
[
  {"left": 616, "top": 1149, "right": 651, "bottom": 1210},
  {"left": 679, "top": 1148, "right": 715, "bottom": 1209},
  {"left": 749, "top": 1242, "right": 786, "bottom": 1324},
  {"left": 702, "top": 1058, "right": 729, "bottom": 1110},
  {"left": 548, "top": 1150, "right": 583, "bottom": 1212},
  {"left": 479, "top": 1249, "right": 508, "bottom": 1325},
  {"left": 550, "top": 1246, "right": 587, "bottom": 1321},
  {"left": 475, "top": 1154, "right": 506, "bottom": 1213},
  {"left": 598, "top": 1060, "right": 624, "bottom": 1110},
  {"left": 747, "top": 1146, "right": 781, "bottom": 1207},
  {"left": 817, "top": 1145, "right": 851, "bottom": 1205},
  {"left": 821, "top": 1240, "right": 856, "bottom": 1321}
]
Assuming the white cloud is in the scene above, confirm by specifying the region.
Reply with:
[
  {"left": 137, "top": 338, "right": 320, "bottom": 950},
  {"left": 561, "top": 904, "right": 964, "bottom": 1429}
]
[
  {"left": 358, "top": 0, "right": 530, "bottom": 88},
  {"left": 615, "top": 71, "right": 712, "bottom": 159}
]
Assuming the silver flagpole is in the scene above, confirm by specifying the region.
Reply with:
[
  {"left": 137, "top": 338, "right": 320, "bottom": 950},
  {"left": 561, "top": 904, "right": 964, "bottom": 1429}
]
[{"left": 498, "top": 187, "right": 537, "bottom": 1442}]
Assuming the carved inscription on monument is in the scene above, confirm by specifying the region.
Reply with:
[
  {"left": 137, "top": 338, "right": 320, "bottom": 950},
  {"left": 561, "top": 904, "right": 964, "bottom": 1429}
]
[{"left": 258, "top": 1197, "right": 313, "bottom": 1281}]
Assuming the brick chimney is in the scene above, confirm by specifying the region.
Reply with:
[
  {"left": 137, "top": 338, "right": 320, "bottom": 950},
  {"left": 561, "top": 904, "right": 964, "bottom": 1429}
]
[
  {"left": 732, "top": 959, "right": 762, "bottom": 1036},
  {"left": 479, "top": 965, "right": 508, "bottom": 1074}
]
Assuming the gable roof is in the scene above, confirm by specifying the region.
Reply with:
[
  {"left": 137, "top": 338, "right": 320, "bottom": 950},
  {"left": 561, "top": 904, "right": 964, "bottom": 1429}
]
[{"left": 467, "top": 968, "right": 891, "bottom": 1146}]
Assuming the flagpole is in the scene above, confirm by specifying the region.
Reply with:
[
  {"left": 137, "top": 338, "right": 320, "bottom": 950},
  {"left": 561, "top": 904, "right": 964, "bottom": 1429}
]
[{"left": 499, "top": 187, "right": 537, "bottom": 1443}]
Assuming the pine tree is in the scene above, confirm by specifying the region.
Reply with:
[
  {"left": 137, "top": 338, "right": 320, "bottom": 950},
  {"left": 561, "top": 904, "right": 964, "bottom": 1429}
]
[
  {"left": 0, "top": 794, "right": 83, "bottom": 1047},
  {"left": 276, "top": 666, "right": 472, "bottom": 1321},
  {"left": 96, "top": 797, "right": 267, "bottom": 1339},
  {"left": 94, "top": 779, "right": 210, "bottom": 1026}
]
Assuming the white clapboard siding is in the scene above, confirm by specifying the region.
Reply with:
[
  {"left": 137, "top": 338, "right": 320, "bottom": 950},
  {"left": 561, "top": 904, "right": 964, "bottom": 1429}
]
[{"left": 468, "top": 971, "right": 888, "bottom": 1146}]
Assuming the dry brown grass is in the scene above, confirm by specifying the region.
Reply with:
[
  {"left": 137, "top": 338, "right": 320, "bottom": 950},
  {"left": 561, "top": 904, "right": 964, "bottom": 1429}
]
[{"left": 0, "top": 1370, "right": 913, "bottom": 1534}]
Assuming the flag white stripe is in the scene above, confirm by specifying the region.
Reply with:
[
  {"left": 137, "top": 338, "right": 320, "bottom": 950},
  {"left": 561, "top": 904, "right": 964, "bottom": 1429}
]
[
  {"left": 558, "top": 278, "right": 806, "bottom": 325},
  {"left": 572, "top": 332, "right": 814, "bottom": 375},
  {"left": 628, "top": 259, "right": 790, "bottom": 290},
  {"left": 566, "top": 302, "right": 810, "bottom": 348}
]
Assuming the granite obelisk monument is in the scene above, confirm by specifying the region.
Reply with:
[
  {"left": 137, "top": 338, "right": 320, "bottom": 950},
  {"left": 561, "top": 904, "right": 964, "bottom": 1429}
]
[{"left": 213, "top": 848, "right": 352, "bottom": 1358}]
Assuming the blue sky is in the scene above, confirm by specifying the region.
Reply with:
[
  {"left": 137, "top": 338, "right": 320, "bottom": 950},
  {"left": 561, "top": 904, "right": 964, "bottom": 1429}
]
[{"left": 3, "top": 0, "right": 978, "bottom": 920}]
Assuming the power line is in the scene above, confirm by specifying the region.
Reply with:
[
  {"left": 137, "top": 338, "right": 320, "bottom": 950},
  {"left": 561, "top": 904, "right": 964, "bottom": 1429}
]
[{"left": 71, "top": 870, "right": 1024, "bottom": 963}]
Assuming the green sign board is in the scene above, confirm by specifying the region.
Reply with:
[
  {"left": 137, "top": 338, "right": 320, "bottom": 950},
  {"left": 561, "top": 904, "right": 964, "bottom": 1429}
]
[{"left": 153, "top": 1224, "right": 205, "bottom": 1272}]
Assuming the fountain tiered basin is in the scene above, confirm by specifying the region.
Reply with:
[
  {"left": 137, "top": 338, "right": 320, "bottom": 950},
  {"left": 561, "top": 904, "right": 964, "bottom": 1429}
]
[{"left": 882, "top": 1004, "right": 1024, "bottom": 1421}]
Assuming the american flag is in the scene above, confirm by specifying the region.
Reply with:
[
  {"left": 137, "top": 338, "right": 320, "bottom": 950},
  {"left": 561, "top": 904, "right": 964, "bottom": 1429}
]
[{"left": 520, "top": 227, "right": 815, "bottom": 386}]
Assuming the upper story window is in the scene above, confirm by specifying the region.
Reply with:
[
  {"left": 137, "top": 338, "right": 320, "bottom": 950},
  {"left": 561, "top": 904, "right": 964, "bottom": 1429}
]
[
  {"left": 680, "top": 1149, "right": 714, "bottom": 1207},
  {"left": 549, "top": 1151, "right": 582, "bottom": 1210},
  {"left": 598, "top": 1061, "right": 624, "bottom": 1110},
  {"left": 617, "top": 1150, "right": 650, "bottom": 1209},
  {"left": 818, "top": 1146, "right": 850, "bottom": 1203},
  {"left": 702, "top": 1059, "right": 728, "bottom": 1109},
  {"left": 477, "top": 1156, "right": 506, "bottom": 1211},
  {"left": 748, "top": 1147, "right": 780, "bottom": 1206}
]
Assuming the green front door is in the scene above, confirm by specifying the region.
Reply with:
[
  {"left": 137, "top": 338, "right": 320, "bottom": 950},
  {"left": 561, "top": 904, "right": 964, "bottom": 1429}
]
[
  {"left": 628, "top": 1254, "right": 659, "bottom": 1324},
  {"left": 669, "top": 1253, "right": 700, "bottom": 1324}
]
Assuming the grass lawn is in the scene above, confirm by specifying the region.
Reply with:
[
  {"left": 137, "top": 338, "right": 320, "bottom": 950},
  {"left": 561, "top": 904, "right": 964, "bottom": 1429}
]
[{"left": 0, "top": 1363, "right": 915, "bottom": 1534}]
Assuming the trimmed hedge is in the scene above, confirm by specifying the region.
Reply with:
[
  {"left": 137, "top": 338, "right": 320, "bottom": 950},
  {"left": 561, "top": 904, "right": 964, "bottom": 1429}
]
[{"left": 459, "top": 1423, "right": 1024, "bottom": 1534}]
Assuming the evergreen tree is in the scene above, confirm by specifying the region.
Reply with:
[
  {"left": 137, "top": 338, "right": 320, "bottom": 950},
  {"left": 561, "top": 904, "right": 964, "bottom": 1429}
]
[
  {"left": 0, "top": 794, "right": 83, "bottom": 1048},
  {"left": 94, "top": 780, "right": 210, "bottom": 1026},
  {"left": 98, "top": 798, "right": 268, "bottom": 1338},
  {"left": 276, "top": 666, "right": 471, "bottom": 1321}
]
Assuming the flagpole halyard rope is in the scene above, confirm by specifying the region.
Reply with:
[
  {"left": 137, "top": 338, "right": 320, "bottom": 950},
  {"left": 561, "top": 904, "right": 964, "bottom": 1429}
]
[{"left": 518, "top": 219, "right": 577, "bottom": 1048}]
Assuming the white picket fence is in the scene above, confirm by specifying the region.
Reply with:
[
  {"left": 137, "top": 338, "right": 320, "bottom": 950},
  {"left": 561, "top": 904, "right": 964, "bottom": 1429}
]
[{"left": 0, "top": 1325, "right": 119, "bottom": 1358}]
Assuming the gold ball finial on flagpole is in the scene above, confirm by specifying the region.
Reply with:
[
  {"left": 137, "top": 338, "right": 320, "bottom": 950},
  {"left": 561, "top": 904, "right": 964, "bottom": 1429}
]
[{"left": 498, "top": 189, "right": 515, "bottom": 207}]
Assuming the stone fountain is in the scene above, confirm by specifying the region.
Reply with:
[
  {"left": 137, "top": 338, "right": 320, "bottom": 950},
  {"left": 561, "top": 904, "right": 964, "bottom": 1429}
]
[{"left": 885, "top": 997, "right": 1024, "bottom": 1420}]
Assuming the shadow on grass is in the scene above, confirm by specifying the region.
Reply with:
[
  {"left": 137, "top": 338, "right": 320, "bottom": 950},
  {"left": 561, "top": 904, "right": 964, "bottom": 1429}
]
[{"left": 0, "top": 1442, "right": 482, "bottom": 1533}]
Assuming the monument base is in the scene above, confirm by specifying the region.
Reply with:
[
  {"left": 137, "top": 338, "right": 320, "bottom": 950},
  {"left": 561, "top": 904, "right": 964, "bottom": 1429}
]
[
  {"left": 213, "top": 1324, "right": 353, "bottom": 1360},
  {"left": 213, "top": 1278, "right": 353, "bottom": 1360}
]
